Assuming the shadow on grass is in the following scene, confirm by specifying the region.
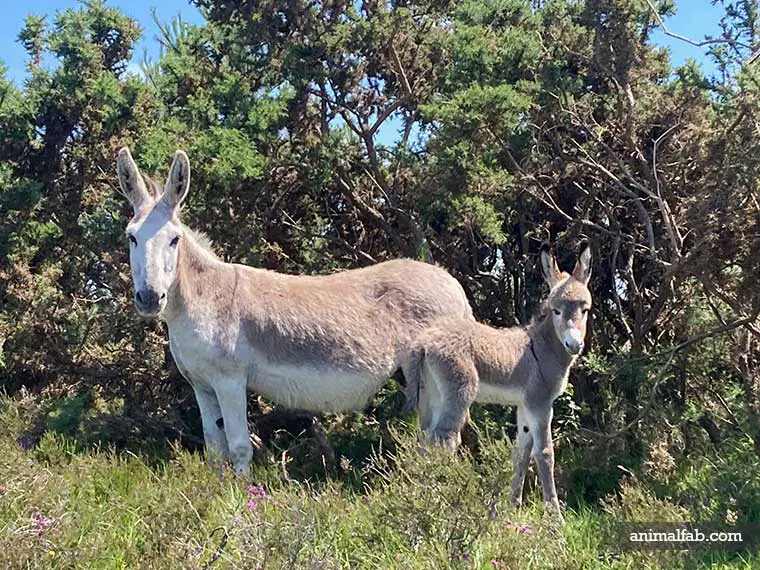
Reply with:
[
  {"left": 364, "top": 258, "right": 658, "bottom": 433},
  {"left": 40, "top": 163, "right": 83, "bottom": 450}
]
[
  {"left": 14, "top": 388, "right": 203, "bottom": 468},
  {"left": 10, "top": 382, "right": 415, "bottom": 492}
]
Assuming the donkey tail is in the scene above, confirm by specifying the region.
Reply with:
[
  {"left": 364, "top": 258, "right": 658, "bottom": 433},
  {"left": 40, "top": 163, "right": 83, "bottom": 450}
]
[{"left": 400, "top": 345, "right": 426, "bottom": 415}]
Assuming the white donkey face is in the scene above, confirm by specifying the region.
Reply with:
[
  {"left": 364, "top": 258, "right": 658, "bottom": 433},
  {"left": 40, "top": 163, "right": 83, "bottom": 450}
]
[
  {"left": 125, "top": 205, "right": 183, "bottom": 316},
  {"left": 117, "top": 148, "right": 191, "bottom": 318},
  {"left": 540, "top": 242, "right": 593, "bottom": 356}
]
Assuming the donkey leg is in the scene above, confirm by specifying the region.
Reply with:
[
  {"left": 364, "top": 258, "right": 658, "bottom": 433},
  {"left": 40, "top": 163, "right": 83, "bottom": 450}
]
[
  {"left": 418, "top": 372, "right": 435, "bottom": 436},
  {"left": 429, "top": 360, "right": 476, "bottom": 452},
  {"left": 527, "top": 406, "right": 561, "bottom": 517},
  {"left": 191, "top": 383, "right": 230, "bottom": 467},
  {"left": 430, "top": 402, "right": 467, "bottom": 452},
  {"left": 214, "top": 378, "right": 253, "bottom": 477},
  {"left": 415, "top": 379, "right": 435, "bottom": 455},
  {"left": 510, "top": 405, "right": 533, "bottom": 507}
]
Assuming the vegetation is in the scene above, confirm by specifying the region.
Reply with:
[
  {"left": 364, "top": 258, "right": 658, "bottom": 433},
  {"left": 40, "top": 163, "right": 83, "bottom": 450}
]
[
  {"left": 1, "top": 394, "right": 756, "bottom": 569},
  {"left": 1, "top": 0, "right": 760, "bottom": 567}
]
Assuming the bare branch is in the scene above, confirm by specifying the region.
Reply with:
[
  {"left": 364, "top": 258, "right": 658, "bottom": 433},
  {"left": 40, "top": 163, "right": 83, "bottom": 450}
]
[
  {"left": 652, "top": 123, "right": 683, "bottom": 257},
  {"left": 644, "top": 0, "right": 753, "bottom": 50},
  {"left": 610, "top": 232, "right": 633, "bottom": 340},
  {"left": 701, "top": 279, "right": 760, "bottom": 340},
  {"left": 389, "top": 43, "right": 414, "bottom": 101},
  {"left": 635, "top": 309, "right": 760, "bottom": 363},
  {"left": 367, "top": 100, "right": 402, "bottom": 137},
  {"left": 570, "top": 142, "right": 656, "bottom": 255},
  {"left": 337, "top": 168, "right": 409, "bottom": 254}
]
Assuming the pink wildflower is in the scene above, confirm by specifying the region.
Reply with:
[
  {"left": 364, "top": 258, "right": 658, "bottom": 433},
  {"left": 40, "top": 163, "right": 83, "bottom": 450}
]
[
  {"left": 32, "top": 510, "right": 55, "bottom": 536},
  {"left": 504, "top": 519, "right": 532, "bottom": 535},
  {"left": 245, "top": 483, "right": 268, "bottom": 511},
  {"left": 515, "top": 523, "right": 532, "bottom": 534}
]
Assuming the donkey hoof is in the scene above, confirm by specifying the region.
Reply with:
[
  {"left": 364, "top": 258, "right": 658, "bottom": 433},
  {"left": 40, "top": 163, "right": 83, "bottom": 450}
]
[
  {"left": 233, "top": 464, "right": 251, "bottom": 478},
  {"left": 231, "top": 457, "right": 252, "bottom": 478}
]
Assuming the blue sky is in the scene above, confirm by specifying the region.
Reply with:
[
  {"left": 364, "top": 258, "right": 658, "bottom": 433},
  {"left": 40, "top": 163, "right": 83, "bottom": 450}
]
[
  {"left": 0, "top": 0, "right": 725, "bottom": 86},
  {"left": 0, "top": 0, "right": 204, "bottom": 85}
]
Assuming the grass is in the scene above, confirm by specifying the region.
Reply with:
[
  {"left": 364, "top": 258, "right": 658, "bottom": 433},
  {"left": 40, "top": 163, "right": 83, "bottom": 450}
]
[{"left": 0, "top": 394, "right": 757, "bottom": 570}]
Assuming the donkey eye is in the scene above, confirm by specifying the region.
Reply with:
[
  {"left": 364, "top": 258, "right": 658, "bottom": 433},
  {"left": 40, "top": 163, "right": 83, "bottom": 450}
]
[
  {"left": 170, "top": 236, "right": 180, "bottom": 248},
  {"left": 553, "top": 309, "right": 561, "bottom": 316},
  {"left": 128, "top": 235, "right": 137, "bottom": 246}
]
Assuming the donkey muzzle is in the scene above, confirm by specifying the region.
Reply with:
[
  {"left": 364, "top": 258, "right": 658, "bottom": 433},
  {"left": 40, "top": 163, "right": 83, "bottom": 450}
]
[
  {"left": 563, "top": 328, "right": 585, "bottom": 355},
  {"left": 134, "top": 288, "right": 166, "bottom": 316}
]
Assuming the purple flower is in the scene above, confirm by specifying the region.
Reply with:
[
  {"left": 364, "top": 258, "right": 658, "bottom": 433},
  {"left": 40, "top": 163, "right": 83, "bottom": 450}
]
[
  {"left": 245, "top": 484, "right": 268, "bottom": 511},
  {"left": 32, "top": 510, "right": 55, "bottom": 536},
  {"left": 504, "top": 519, "right": 532, "bottom": 535},
  {"left": 17, "top": 435, "right": 33, "bottom": 451}
]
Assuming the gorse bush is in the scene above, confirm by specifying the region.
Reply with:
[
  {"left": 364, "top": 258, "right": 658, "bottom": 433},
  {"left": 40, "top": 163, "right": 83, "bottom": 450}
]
[{"left": 2, "top": 0, "right": 760, "bottom": 566}]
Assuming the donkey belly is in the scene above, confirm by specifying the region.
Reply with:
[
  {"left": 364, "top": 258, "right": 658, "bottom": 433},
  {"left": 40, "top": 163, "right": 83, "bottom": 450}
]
[
  {"left": 249, "top": 363, "right": 388, "bottom": 413},
  {"left": 476, "top": 382, "right": 524, "bottom": 406}
]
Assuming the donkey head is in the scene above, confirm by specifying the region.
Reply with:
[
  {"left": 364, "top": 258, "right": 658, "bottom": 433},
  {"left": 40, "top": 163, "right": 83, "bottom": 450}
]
[
  {"left": 539, "top": 242, "right": 592, "bottom": 356},
  {"left": 116, "top": 147, "right": 190, "bottom": 318}
]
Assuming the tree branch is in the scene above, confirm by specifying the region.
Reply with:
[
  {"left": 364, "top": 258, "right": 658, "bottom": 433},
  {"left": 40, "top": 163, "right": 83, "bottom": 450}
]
[{"left": 644, "top": 0, "right": 753, "bottom": 50}]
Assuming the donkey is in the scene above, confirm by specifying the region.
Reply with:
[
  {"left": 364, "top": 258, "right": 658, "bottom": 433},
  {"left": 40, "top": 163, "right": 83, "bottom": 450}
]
[
  {"left": 405, "top": 242, "right": 592, "bottom": 515},
  {"left": 115, "top": 147, "right": 473, "bottom": 476}
]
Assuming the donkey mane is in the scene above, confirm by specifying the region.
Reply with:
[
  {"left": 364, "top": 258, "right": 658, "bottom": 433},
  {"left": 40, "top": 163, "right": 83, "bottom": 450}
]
[
  {"left": 142, "top": 175, "right": 218, "bottom": 258},
  {"left": 182, "top": 226, "right": 218, "bottom": 258},
  {"left": 529, "top": 301, "right": 549, "bottom": 327}
]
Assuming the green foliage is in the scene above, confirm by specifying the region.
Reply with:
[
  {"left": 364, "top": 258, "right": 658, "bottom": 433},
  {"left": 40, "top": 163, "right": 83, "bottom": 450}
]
[
  {"left": 671, "top": 438, "right": 760, "bottom": 523},
  {"left": 450, "top": 195, "right": 507, "bottom": 244},
  {"left": 44, "top": 392, "right": 92, "bottom": 438},
  {"left": 2, "top": 2, "right": 760, "bottom": 567}
]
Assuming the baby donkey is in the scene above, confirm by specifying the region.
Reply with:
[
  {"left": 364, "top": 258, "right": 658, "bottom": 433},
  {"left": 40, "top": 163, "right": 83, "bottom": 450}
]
[{"left": 407, "top": 242, "right": 592, "bottom": 516}]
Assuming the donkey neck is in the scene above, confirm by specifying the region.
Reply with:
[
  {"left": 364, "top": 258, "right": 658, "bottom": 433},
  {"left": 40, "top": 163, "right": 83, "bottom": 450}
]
[
  {"left": 163, "top": 225, "right": 223, "bottom": 325},
  {"left": 529, "top": 314, "right": 575, "bottom": 382}
]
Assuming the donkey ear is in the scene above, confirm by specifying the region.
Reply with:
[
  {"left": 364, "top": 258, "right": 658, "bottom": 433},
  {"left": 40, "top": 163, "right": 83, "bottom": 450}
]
[
  {"left": 572, "top": 241, "right": 592, "bottom": 285},
  {"left": 116, "top": 147, "right": 151, "bottom": 212},
  {"left": 162, "top": 150, "right": 191, "bottom": 210},
  {"left": 540, "top": 242, "right": 561, "bottom": 287}
]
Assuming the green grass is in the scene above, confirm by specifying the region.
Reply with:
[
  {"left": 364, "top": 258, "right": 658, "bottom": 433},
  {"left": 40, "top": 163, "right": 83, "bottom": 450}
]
[{"left": 0, "top": 395, "right": 757, "bottom": 570}]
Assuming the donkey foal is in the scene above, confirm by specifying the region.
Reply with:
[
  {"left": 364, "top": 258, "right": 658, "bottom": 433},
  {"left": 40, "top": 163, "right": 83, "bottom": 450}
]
[{"left": 407, "top": 243, "right": 592, "bottom": 516}]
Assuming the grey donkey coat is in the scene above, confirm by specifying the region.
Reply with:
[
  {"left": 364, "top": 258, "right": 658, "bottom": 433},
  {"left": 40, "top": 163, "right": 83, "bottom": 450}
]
[
  {"left": 405, "top": 243, "right": 592, "bottom": 517},
  {"left": 116, "top": 147, "right": 474, "bottom": 475}
]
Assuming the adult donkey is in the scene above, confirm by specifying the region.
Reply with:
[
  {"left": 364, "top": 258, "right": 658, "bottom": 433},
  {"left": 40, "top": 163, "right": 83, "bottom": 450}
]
[
  {"left": 405, "top": 242, "right": 592, "bottom": 517},
  {"left": 116, "top": 147, "right": 473, "bottom": 475}
]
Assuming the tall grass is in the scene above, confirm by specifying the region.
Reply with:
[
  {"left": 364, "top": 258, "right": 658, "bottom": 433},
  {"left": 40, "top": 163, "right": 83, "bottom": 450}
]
[{"left": 0, "top": 394, "right": 756, "bottom": 569}]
